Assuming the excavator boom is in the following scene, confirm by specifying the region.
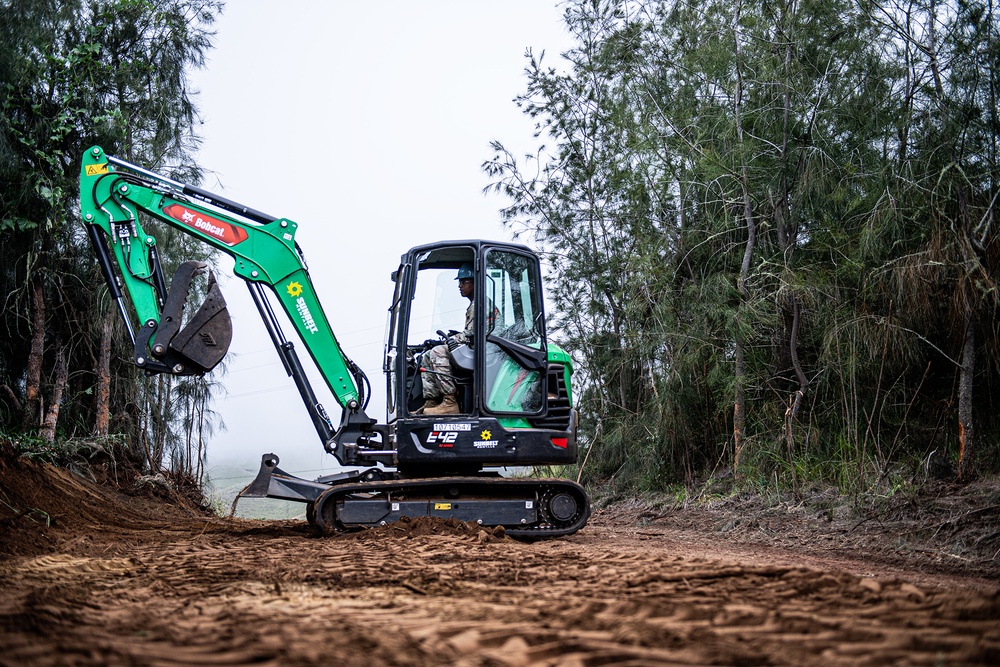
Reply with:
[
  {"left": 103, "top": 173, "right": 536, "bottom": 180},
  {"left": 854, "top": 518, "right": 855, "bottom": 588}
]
[{"left": 80, "top": 146, "right": 375, "bottom": 458}]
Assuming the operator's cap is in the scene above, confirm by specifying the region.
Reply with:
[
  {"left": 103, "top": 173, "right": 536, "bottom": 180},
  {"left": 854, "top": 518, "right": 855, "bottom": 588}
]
[{"left": 456, "top": 263, "right": 473, "bottom": 280}]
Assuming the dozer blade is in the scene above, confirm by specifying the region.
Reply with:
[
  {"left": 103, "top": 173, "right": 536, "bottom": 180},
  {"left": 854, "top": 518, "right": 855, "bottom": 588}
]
[{"left": 152, "top": 260, "right": 232, "bottom": 373}]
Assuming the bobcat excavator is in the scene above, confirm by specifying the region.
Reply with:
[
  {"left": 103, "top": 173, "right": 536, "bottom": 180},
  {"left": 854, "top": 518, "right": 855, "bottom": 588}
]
[{"left": 80, "top": 146, "right": 590, "bottom": 538}]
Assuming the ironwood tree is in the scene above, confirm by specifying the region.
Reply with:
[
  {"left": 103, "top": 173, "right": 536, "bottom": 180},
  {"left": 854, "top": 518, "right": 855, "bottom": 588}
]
[
  {"left": 0, "top": 0, "right": 223, "bottom": 479},
  {"left": 486, "top": 0, "right": 1000, "bottom": 491}
]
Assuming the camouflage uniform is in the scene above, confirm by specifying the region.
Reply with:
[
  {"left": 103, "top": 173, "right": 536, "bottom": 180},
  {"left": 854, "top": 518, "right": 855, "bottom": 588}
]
[{"left": 422, "top": 301, "right": 474, "bottom": 400}]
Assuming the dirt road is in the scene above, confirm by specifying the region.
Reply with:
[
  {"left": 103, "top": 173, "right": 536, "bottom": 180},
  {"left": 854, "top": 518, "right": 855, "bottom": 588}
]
[{"left": 2, "top": 453, "right": 999, "bottom": 665}]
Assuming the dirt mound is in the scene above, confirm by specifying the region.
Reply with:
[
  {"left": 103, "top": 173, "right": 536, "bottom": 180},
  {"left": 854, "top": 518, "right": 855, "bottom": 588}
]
[
  {"left": 590, "top": 477, "right": 1000, "bottom": 585},
  {"left": 1, "top": 449, "right": 999, "bottom": 664},
  {"left": 2, "top": 502, "right": 998, "bottom": 665},
  {"left": 0, "top": 443, "right": 208, "bottom": 559}
]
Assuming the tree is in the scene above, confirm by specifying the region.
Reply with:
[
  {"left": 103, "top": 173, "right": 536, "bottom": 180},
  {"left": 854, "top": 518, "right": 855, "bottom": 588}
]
[
  {"left": 0, "top": 0, "right": 223, "bottom": 470},
  {"left": 487, "top": 0, "right": 1000, "bottom": 491},
  {"left": 863, "top": 0, "right": 1000, "bottom": 480}
]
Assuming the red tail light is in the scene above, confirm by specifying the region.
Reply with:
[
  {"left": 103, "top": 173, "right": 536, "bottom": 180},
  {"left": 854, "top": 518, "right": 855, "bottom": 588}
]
[{"left": 551, "top": 437, "right": 568, "bottom": 449}]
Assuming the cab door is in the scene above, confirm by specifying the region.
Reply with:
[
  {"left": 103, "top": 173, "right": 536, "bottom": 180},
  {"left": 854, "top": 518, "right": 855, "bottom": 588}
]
[{"left": 479, "top": 248, "right": 548, "bottom": 417}]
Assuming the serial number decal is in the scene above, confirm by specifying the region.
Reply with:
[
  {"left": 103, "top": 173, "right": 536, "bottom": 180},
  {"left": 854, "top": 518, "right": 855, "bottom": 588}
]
[{"left": 433, "top": 423, "right": 472, "bottom": 431}]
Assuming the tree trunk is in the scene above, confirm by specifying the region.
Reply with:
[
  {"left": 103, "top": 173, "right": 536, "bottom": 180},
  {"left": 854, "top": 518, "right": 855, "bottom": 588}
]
[
  {"left": 22, "top": 278, "right": 45, "bottom": 430},
  {"left": 94, "top": 308, "right": 114, "bottom": 436},
  {"left": 0, "top": 385, "right": 22, "bottom": 413},
  {"left": 957, "top": 306, "right": 975, "bottom": 481},
  {"left": 732, "top": 1, "right": 756, "bottom": 475},
  {"left": 39, "top": 344, "right": 67, "bottom": 443},
  {"left": 734, "top": 344, "right": 747, "bottom": 472},
  {"left": 195, "top": 387, "right": 206, "bottom": 484},
  {"left": 733, "top": 179, "right": 756, "bottom": 477},
  {"left": 148, "top": 375, "right": 171, "bottom": 472},
  {"left": 784, "top": 299, "right": 808, "bottom": 477}
]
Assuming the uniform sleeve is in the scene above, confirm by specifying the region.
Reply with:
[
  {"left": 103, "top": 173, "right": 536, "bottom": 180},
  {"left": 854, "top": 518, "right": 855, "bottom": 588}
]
[{"left": 464, "top": 301, "right": 475, "bottom": 338}]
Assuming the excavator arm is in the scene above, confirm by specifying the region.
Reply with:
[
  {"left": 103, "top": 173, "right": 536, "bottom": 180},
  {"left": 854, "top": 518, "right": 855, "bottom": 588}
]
[{"left": 80, "top": 146, "right": 380, "bottom": 462}]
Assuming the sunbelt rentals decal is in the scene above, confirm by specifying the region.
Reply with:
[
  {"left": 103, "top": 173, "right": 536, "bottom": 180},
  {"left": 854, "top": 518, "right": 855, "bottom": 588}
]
[
  {"left": 474, "top": 429, "right": 498, "bottom": 449},
  {"left": 286, "top": 281, "right": 318, "bottom": 333}
]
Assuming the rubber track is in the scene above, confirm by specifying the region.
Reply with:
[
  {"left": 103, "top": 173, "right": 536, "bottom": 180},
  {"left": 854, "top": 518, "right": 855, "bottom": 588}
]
[{"left": 312, "top": 476, "right": 590, "bottom": 539}]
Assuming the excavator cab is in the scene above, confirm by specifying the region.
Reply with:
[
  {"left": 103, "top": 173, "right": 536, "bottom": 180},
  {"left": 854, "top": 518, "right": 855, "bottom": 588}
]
[
  {"left": 385, "top": 241, "right": 577, "bottom": 475},
  {"left": 387, "top": 242, "right": 544, "bottom": 418}
]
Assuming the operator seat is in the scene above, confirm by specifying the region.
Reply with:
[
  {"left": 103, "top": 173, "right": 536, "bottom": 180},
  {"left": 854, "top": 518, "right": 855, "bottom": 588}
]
[{"left": 448, "top": 342, "right": 474, "bottom": 414}]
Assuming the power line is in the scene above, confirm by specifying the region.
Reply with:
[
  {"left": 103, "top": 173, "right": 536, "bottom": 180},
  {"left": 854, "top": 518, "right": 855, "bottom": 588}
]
[{"left": 226, "top": 385, "right": 295, "bottom": 398}]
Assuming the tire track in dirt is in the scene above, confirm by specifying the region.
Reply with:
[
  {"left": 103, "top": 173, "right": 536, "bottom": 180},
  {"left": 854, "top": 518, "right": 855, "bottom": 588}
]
[{"left": 2, "top": 519, "right": 998, "bottom": 666}]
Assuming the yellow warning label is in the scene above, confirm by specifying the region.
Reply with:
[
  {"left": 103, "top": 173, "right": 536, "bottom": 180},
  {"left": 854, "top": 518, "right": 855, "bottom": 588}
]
[
  {"left": 85, "top": 163, "right": 109, "bottom": 176},
  {"left": 434, "top": 503, "right": 452, "bottom": 511}
]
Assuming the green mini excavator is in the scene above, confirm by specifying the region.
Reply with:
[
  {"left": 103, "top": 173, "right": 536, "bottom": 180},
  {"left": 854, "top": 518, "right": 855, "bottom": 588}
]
[{"left": 79, "top": 146, "right": 589, "bottom": 538}]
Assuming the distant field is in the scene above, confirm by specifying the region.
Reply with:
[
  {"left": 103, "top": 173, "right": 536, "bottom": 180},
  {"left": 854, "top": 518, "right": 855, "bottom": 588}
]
[{"left": 205, "top": 463, "right": 309, "bottom": 520}]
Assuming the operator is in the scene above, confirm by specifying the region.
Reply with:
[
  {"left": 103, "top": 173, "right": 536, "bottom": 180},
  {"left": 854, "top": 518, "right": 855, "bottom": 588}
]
[{"left": 420, "top": 263, "right": 477, "bottom": 415}]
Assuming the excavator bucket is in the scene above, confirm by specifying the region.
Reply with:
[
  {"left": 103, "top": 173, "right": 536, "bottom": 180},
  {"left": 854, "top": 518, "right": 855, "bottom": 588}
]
[
  {"left": 170, "top": 271, "right": 232, "bottom": 370},
  {"left": 152, "top": 260, "right": 233, "bottom": 373}
]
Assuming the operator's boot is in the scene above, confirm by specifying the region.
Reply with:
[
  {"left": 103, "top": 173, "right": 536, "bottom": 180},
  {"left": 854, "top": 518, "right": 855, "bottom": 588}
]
[
  {"left": 424, "top": 393, "right": 459, "bottom": 415},
  {"left": 415, "top": 398, "right": 440, "bottom": 414}
]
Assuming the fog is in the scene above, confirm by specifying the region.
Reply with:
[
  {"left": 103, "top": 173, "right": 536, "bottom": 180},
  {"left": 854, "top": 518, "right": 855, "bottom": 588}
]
[{"left": 186, "top": 2, "right": 572, "bottom": 495}]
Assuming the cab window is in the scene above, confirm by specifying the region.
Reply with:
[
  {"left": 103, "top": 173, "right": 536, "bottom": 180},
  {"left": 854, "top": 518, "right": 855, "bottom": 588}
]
[{"left": 483, "top": 250, "right": 545, "bottom": 414}]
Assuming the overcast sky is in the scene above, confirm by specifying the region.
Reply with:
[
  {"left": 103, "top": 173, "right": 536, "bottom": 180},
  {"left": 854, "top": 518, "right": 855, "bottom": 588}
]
[{"left": 187, "top": 2, "right": 573, "bottom": 482}]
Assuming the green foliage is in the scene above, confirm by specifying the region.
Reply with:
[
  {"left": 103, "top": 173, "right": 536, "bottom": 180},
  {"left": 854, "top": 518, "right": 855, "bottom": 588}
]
[
  {"left": 0, "top": 0, "right": 223, "bottom": 478},
  {"left": 490, "top": 0, "right": 1000, "bottom": 491}
]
